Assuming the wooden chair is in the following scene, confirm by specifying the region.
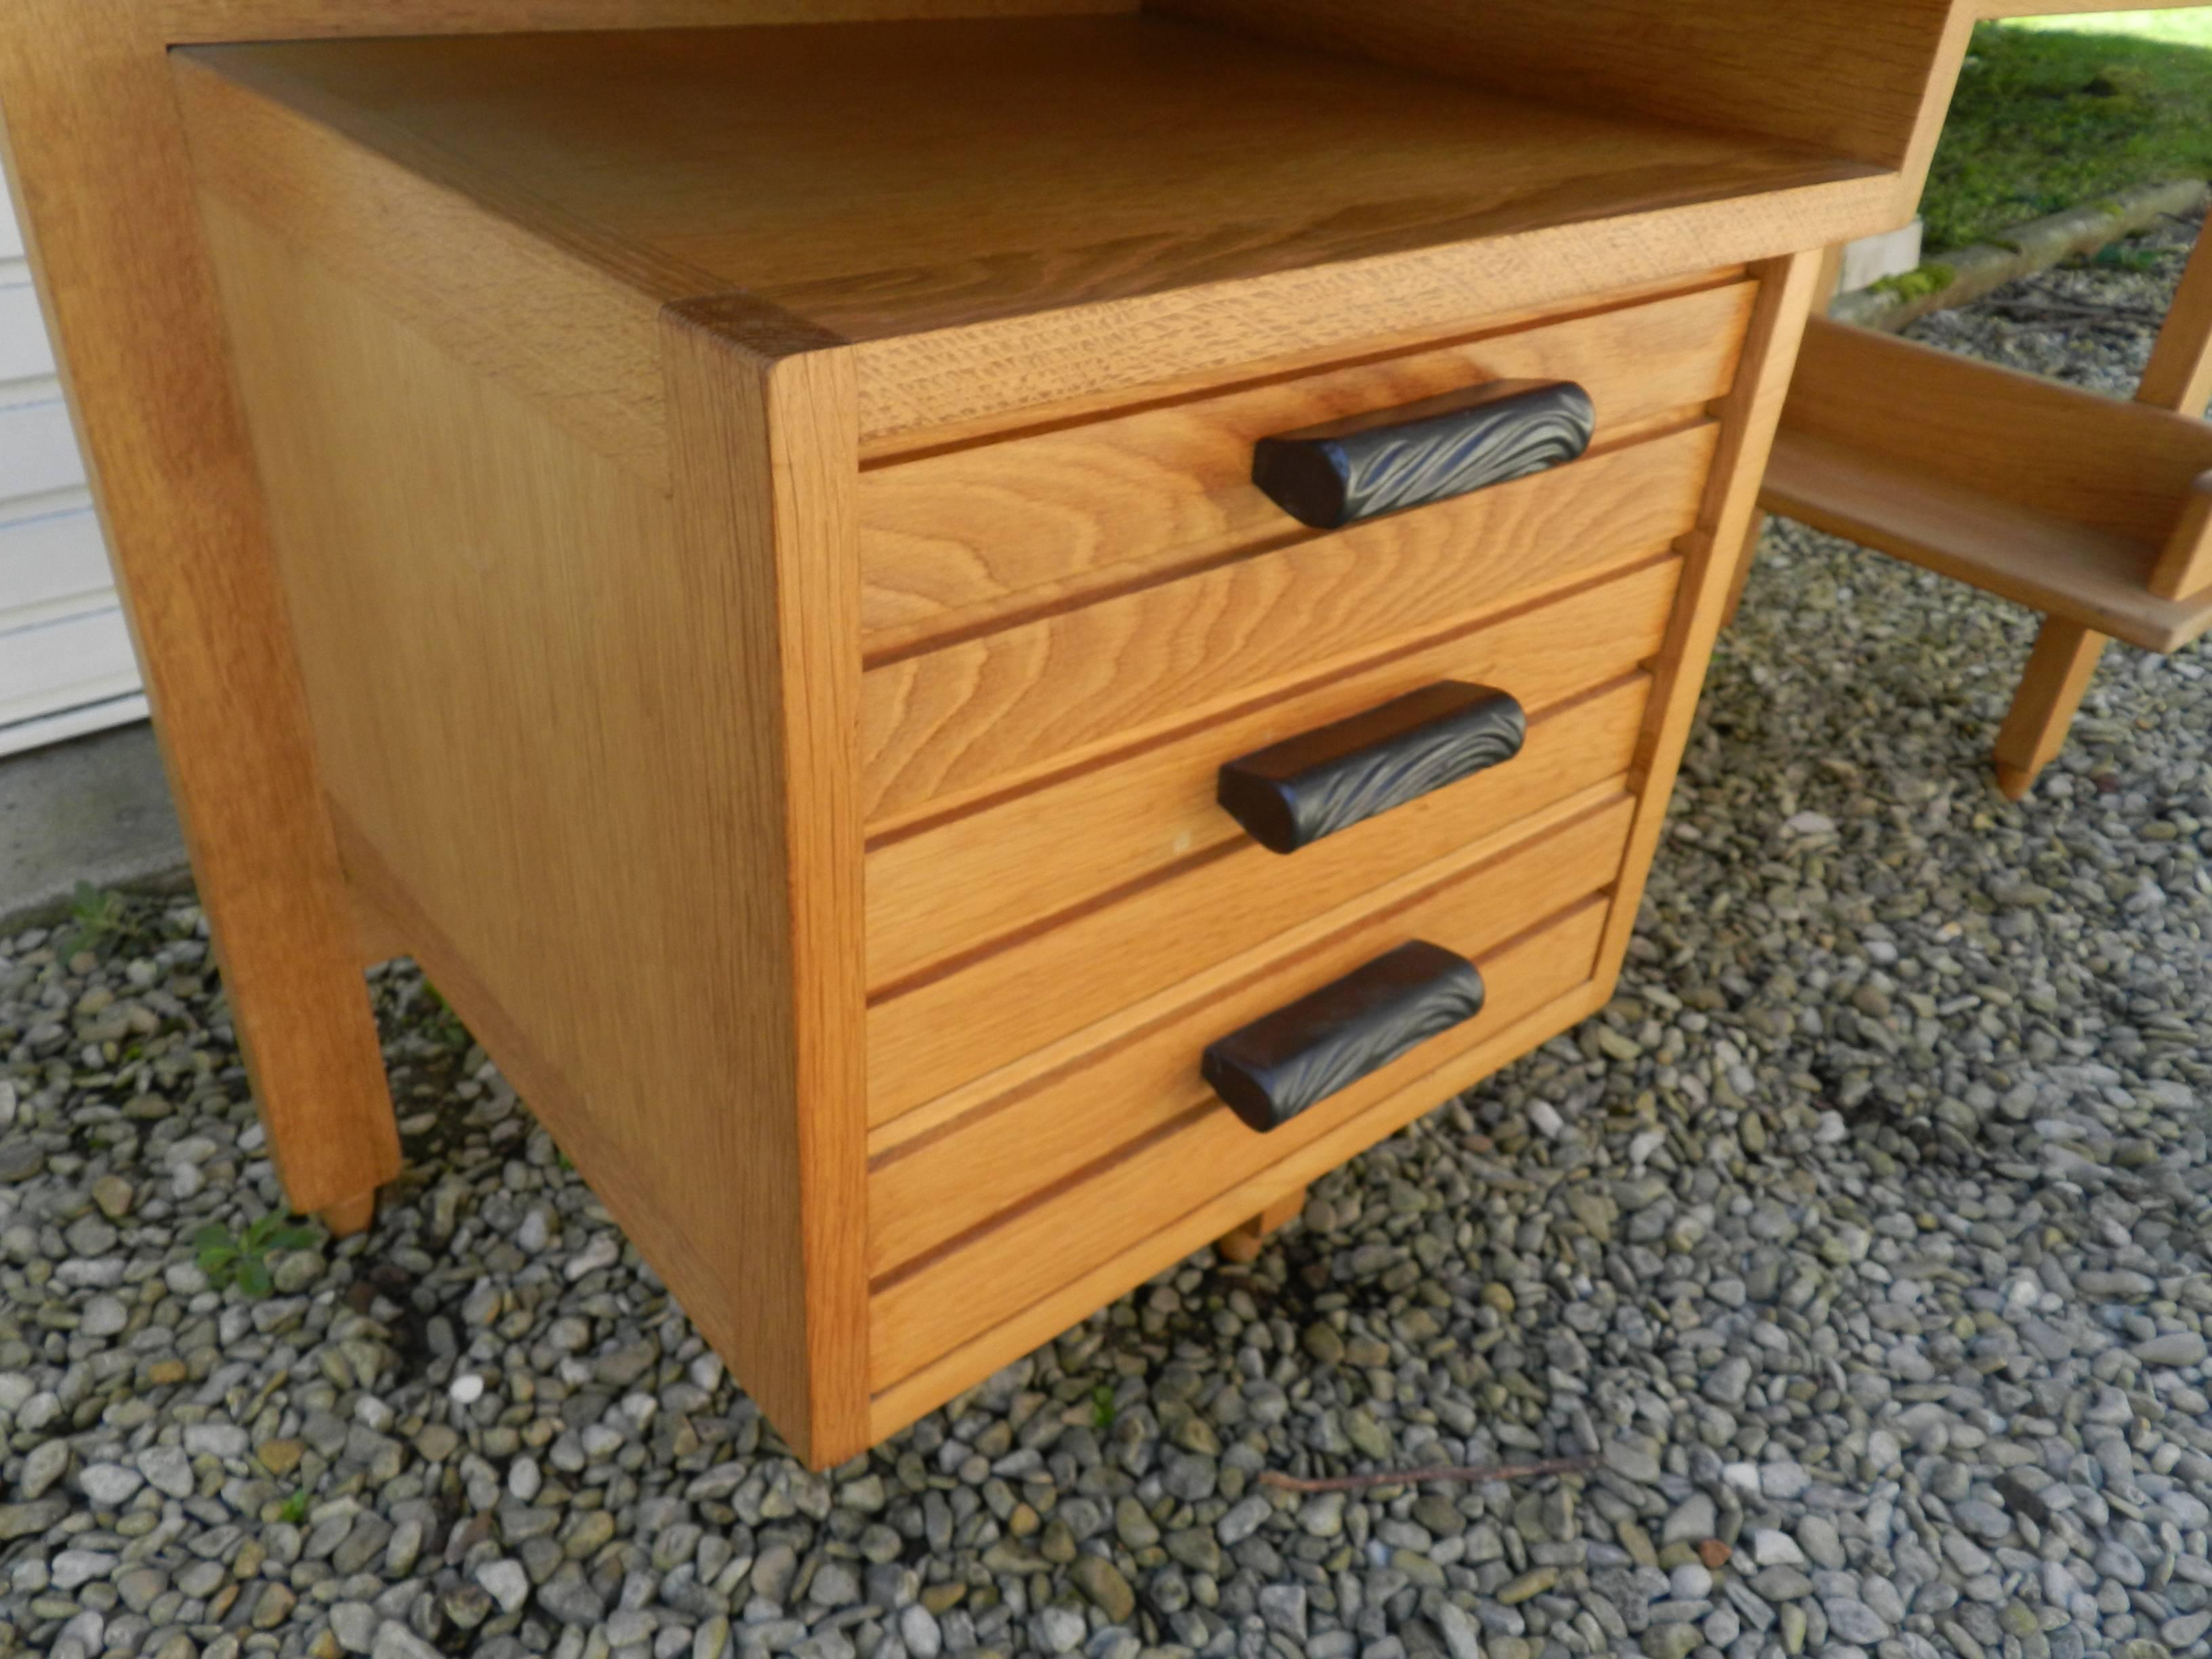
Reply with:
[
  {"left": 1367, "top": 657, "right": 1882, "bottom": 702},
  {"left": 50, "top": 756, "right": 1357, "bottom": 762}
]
[{"left": 1756, "top": 226, "right": 2212, "bottom": 798}]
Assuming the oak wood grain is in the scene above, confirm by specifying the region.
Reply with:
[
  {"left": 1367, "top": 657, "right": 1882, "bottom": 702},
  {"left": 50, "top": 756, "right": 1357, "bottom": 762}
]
[
  {"left": 857, "top": 279, "right": 1750, "bottom": 651},
  {"left": 865, "top": 556, "right": 1678, "bottom": 996},
  {"left": 867, "top": 920, "right": 1610, "bottom": 1437},
  {"left": 1597, "top": 251, "right": 1827, "bottom": 989},
  {"left": 0, "top": 1, "right": 399, "bottom": 1218},
  {"left": 869, "top": 872, "right": 1620, "bottom": 1389},
  {"left": 1763, "top": 433, "right": 2212, "bottom": 654},
  {"left": 867, "top": 680, "right": 1650, "bottom": 1128},
  {"left": 1784, "top": 316, "right": 2212, "bottom": 552},
  {"left": 861, "top": 423, "right": 1715, "bottom": 825},
  {"left": 190, "top": 190, "right": 869, "bottom": 1462},
  {"left": 867, "top": 789, "right": 1631, "bottom": 1279}
]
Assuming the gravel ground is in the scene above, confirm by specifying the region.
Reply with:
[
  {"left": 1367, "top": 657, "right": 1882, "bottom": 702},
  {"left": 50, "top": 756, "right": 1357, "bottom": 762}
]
[{"left": 3, "top": 222, "right": 2211, "bottom": 1659}]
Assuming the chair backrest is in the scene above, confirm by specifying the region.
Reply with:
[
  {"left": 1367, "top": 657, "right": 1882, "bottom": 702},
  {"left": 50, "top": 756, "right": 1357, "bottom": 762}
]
[{"left": 1782, "top": 314, "right": 2212, "bottom": 548}]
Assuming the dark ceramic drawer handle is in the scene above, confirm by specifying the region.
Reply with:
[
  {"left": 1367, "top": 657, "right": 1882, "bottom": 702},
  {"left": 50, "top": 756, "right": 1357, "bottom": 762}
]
[
  {"left": 1251, "top": 379, "right": 1595, "bottom": 529},
  {"left": 1202, "top": 941, "right": 1486, "bottom": 1132},
  {"left": 1218, "top": 682, "right": 1525, "bottom": 855}
]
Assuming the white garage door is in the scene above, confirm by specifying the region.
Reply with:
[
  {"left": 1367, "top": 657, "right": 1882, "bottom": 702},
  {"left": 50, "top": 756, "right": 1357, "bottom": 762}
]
[{"left": 0, "top": 176, "right": 147, "bottom": 756}]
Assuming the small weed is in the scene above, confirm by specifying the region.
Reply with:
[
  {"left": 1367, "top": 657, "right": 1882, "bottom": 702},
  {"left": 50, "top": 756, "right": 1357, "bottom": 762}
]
[
  {"left": 193, "top": 1212, "right": 321, "bottom": 1298},
  {"left": 2091, "top": 241, "right": 2165, "bottom": 271},
  {"left": 276, "top": 1488, "right": 311, "bottom": 1524},
  {"left": 1869, "top": 262, "right": 1959, "bottom": 303},
  {"left": 58, "top": 882, "right": 131, "bottom": 960},
  {"left": 422, "top": 981, "right": 469, "bottom": 1049},
  {"left": 1091, "top": 1381, "right": 1116, "bottom": 1431}
]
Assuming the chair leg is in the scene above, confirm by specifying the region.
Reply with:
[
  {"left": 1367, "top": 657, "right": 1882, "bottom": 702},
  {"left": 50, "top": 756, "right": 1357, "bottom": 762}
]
[
  {"left": 1992, "top": 617, "right": 2107, "bottom": 800},
  {"left": 1720, "top": 510, "right": 1767, "bottom": 630},
  {"left": 1215, "top": 1186, "right": 1309, "bottom": 1265}
]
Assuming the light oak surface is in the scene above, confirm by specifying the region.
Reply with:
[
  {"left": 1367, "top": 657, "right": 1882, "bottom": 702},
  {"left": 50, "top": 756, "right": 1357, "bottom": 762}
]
[
  {"left": 857, "top": 279, "right": 1750, "bottom": 653},
  {"left": 866, "top": 899, "right": 1612, "bottom": 1437},
  {"left": 3, "top": 0, "right": 1980, "bottom": 1460},
  {"left": 187, "top": 20, "right": 1875, "bottom": 350},
  {"left": 1764, "top": 434, "right": 2212, "bottom": 654},
  {"left": 861, "top": 423, "right": 1716, "bottom": 826},
  {"left": 865, "top": 558, "right": 1679, "bottom": 995},
  {"left": 1601, "top": 252, "right": 1826, "bottom": 984},
  {"left": 1992, "top": 617, "right": 2108, "bottom": 802},
  {"left": 867, "top": 784, "right": 1634, "bottom": 1284},
  {"left": 0, "top": 1, "right": 400, "bottom": 1221},
  {"left": 869, "top": 874, "right": 1620, "bottom": 1391},
  {"left": 868, "top": 678, "right": 1650, "bottom": 1129},
  {"left": 192, "top": 193, "right": 872, "bottom": 1462}
]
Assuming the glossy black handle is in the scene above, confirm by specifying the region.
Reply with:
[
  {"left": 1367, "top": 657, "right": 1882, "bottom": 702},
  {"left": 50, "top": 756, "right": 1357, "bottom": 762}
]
[
  {"left": 1203, "top": 941, "right": 1485, "bottom": 1132},
  {"left": 1217, "top": 682, "right": 1525, "bottom": 855},
  {"left": 1252, "top": 379, "right": 1595, "bottom": 529}
]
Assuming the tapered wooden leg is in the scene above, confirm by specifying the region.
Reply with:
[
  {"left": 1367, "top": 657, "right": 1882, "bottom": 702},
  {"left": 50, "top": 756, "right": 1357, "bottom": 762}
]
[
  {"left": 1215, "top": 1187, "right": 1309, "bottom": 1265},
  {"left": 1992, "top": 617, "right": 2107, "bottom": 800},
  {"left": 1719, "top": 510, "right": 1767, "bottom": 630},
  {"left": 0, "top": 7, "right": 401, "bottom": 1214},
  {"left": 319, "top": 1190, "right": 379, "bottom": 1238}
]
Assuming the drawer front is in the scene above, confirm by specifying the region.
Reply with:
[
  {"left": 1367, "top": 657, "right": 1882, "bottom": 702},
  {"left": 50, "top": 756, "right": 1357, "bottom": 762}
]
[
  {"left": 861, "top": 419, "right": 1713, "bottom": 827},
  {"left": 857, "top": 277, "right": 1752, "bottom": 655},
  {"left": 869, "top": 869, "right": 1620, "bottom": 1391},
  {"left": 865, "top": 556, "right": 1676, "bottom": 1000},
  {"left": 868, "top": 674, "right": 1650, "bottom": 1128},
  {"left": 867, "top": 789, "right": 1632, "bottom": 1282}
]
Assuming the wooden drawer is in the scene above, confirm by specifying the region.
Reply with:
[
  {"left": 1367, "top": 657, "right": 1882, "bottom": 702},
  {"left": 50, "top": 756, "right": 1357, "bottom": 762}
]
[
  {"left": 868, "top": 664, "right": 1655, "bottom": 1126},
  {"left": 857, "top": 276, "right": 1754, "bottom": 655},
  {"left": 868, "top": 801, "right": 1627, "bottom": 1389},
  {"left": 861, "top": 419, "right": 1715, "bottom": 827},
  {"left": 866, "top": 556, "right": 1677, "bottom": 999}
]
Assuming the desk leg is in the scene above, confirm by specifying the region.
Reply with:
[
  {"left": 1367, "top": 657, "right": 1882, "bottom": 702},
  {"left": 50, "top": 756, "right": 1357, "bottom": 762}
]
[
  {"left": 0, "top": 7, "right": 400, "bottom": 1228},
  {"left": 1992, "top": 618, "right": 2106, "bottom": 801}
]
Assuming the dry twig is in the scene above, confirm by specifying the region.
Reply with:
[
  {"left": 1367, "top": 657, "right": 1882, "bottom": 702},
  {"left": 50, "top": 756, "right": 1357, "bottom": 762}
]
[{"left": 1258, "top": 1454, "right": 1596, "bottom": 1494}]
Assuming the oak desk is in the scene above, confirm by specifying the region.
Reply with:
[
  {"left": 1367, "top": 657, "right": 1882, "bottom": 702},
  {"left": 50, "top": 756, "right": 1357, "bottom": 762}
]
[{"left": 4, "top": 0, "right": 1976, "bottom": 1462}]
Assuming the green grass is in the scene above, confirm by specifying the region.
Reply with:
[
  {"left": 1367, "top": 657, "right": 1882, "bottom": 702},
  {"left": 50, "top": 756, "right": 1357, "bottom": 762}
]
[{"left": 1919, "top": 16, "right": 2212, "bottom": 250}]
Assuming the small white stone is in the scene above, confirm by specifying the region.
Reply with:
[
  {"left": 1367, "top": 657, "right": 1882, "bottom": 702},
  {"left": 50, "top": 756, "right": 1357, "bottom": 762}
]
[
  {"left": 1721, "top": 1461, "right": 1763, "bottom": 1494},
  {"left": 1669, "top": 1561, "right": 1713, "bottom": 1599},
  {"left": 1750, "top": 1530, "right": 1805, "bottom": 1568},
  {"left": 474, "top": 1558, "right": 530, "bottom": 1614},
  {"left": 1528, "top": 1101, "right": 1564, "bottom": 1139},
  {"left": 448, "top": 1374, "right": 485, "bottom": 1405}
]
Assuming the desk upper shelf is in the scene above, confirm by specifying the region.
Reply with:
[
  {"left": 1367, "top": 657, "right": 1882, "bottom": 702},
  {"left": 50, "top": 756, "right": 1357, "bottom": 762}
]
[{"left": 173, "top": 9, "right": 1914, "bottom": 452}]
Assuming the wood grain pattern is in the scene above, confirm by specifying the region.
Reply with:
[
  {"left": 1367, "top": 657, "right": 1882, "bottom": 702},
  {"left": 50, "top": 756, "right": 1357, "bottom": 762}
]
[
  {"left": 1992, "top": 617, "right": 2107, "bottom": 800},
  {"left": 867, "top": 677, "right": 1650, "bottom": 1128},
  {"left": 190, "top": 192, "right": 869, "bottom": 1463},
  {"left": 158, "top": 0, "right": 1129, "bottom": 39},
  {"left": 2152, "top": 476, "right": 2212, "bottom": 603},
  {"left": 0, "top": 1, "right": 399, "bottom": 1219},
  {"left": 1216, "top": 682, "right": 1525, "bottom": 855},
  {"left": 190, "top": 18, "right": 1881, "bottom": 349},
  {"left": 1252, "top": 380, "right": 1593, "bottom": 530},
  {"left": 857, "top": 279, "right": 1748, "bottom": 651},
  {"left": 1784, "top": 316, "right": 2212, "bottom": 552},
  {"left": 2138, "top": 227, "right": 2212, "bottom": 419},
  {"left": 172, "top": 52, "right": 690, "bottom": 485},
  {"left": 861, "top": 422, "right": 1715, "bottom": 825},
  {"left": 1202, "top": 940, "right": 1486, "bottom": 1130},
  {"left": 867, "top": 786, "right": 1632, "bottom": 1275},
  {"left": 865, "top": 557, "right": 1679, "bottom": 994},
  {"left": 179, "top": 19, "right": 1897, "bottom": 453},
  {"left": 1156, "top": 0, "right": 1966, "bottom": 176},
  {"left": 1214, "top": 1184, "right": 1307, "bottom": 1264},
  {"left": 869, "top": 875, "right": 1620, "bottom": 1389},
  {"left": 1599, "top": 251, "right": 1826, "bottom": 987},
  {"left": 1763, "top": 432, "right": 2212, "bottom": 654},
  {"left": 867, "top": 912, "right": 1612, "bottom": 1436}
]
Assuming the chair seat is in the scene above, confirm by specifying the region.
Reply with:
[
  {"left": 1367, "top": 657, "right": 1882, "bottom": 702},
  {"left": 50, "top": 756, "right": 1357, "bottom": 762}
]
[{"left": 1764, "top": 428, "right": 2212, "bottom": 655}]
